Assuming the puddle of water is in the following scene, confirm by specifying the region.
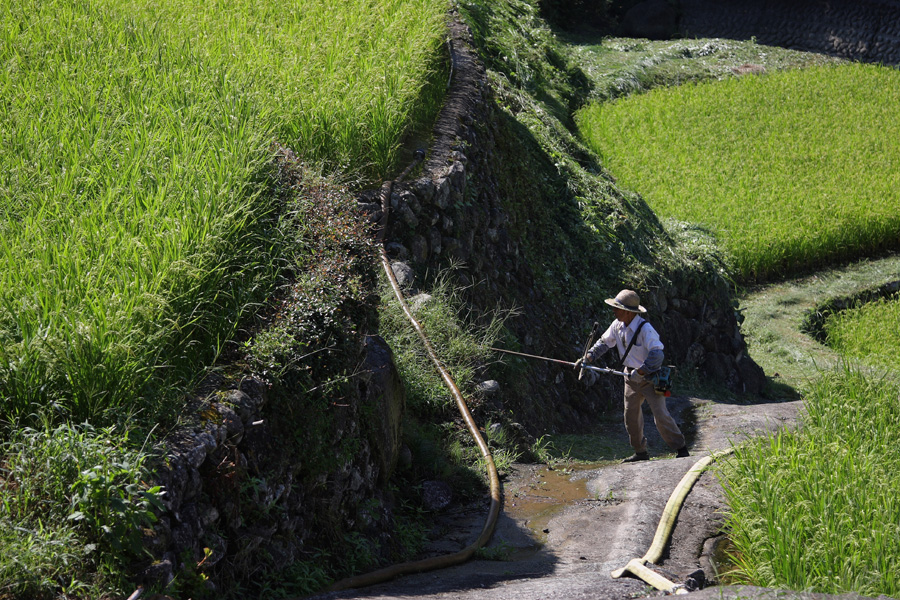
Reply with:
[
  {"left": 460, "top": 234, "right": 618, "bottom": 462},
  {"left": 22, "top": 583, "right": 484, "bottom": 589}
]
[
  {"left": 504, "top": 464, "right": 600, "bottom": 541},
  {"left": 710, "top": 536, "right": 741, "bottom": 584}
]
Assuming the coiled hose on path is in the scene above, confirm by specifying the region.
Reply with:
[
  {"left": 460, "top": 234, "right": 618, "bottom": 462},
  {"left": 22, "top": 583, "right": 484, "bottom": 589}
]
[{"left": 325, "top": 152, "right": 502, "bottom": 593}]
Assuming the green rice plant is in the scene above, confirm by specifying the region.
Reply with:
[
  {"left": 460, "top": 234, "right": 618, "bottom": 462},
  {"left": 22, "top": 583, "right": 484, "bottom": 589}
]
[
  {"left": 0, "top": 0, "right": 448, "bottom": 425},
  {"left": 720, "top": 365, "right": 900, "bottom": 597},
  {"left": 577, "top": 62, "right": 900, "bottom": 282},
  {"left": 118, "top": 0, "right": 449, "bottom": 177},
  {"left": 824, "top": 293, "right": 900, "bottom": 372}
]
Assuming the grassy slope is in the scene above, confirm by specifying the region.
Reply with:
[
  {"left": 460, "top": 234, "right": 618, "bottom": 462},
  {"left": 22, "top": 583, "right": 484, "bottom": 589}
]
[{"left": 458, "top": 0, "right": 734, "bottom": 321}]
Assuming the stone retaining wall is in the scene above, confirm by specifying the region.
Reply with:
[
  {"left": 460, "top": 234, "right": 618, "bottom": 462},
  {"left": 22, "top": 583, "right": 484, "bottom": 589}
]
[
  {"left": 141, "top": 334, "right": 404, "bottom": 590},
  {"left": 679, "top": 0, "right": 900, "bottom": 65}
]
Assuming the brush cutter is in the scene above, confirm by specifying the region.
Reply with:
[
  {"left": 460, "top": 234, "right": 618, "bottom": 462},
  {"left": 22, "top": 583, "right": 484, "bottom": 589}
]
[
  {"left": 578, "top": 322, "right": 599, "bottom": 381},
  {"left": 490, "top": 347, "right": 675, "bottom": 396}
]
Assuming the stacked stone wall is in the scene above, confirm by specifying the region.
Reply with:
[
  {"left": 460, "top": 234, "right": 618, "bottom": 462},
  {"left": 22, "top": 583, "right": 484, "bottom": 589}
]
[
  {"left": 680, "top": 0, "right": 900, "bottom": 65},
  {"left": 140, "top": 334, "right": 404, "bottom": 589}
]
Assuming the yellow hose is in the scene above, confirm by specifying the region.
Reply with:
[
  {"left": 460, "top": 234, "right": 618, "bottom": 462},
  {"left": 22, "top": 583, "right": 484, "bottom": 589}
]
[
  {"left": 610, "top": 448, "right": 735, "bottom": 592},
  {"left": 325, "top": 166, "right": 502, "bottom": 592}
]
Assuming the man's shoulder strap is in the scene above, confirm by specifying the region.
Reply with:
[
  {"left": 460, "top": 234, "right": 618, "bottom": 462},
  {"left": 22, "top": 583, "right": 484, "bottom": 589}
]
[{"left": 620, "top": 319, "right": 648, "bottom": 367}]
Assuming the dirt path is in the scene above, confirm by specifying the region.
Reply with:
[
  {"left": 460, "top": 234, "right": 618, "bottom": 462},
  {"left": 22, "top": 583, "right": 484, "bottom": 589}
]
[{"left": 308, "top": 255, "right": 900, "bottom": 600}]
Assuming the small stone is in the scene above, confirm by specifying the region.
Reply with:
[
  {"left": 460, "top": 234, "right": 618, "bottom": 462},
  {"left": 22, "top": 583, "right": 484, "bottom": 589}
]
[
  {"left": 385, "top": 242, "right": 409, "bottom": 260},
  {"left": 477, "top": 380, "right": 501, "bottom": 396},
  {"left": 391, "top": 261, "right": 415, "bottom": 289}
]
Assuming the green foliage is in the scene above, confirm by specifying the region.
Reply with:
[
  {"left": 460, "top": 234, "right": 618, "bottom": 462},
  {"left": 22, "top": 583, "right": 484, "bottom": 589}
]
[
  {"left": 68, "top": 457, "right": 164, "bottom": 556},
  {"left": 379, "top": 267, "right": 519, "bottom": 501},
  {"left": 578, "top": 62, "right": 900, "bottom": 283},
  {"left": 458, "top": 0, "right": 633, "bottom": 301},
  {"left": 0, "top": 421, "right": 160, "bottom": 598},
  {"left": 529, "top": 434, "right": 564, "bottom": 464},
  {"left": 246, "top": 164, "right": 379, "bottom": 478},
  {"left": 459, "top": 0, "right": 591, "bottom": 121},
  {"left": 378, "top": 270, "right": 503, "bottom": 416},
  {"left": 483, "top": 422, "right": 522, "bottom": 474},
  {"left": 0, "top": 0, "right": 448, "bottom": 427},
  {"left": 720, "top": 366, "right": 900, "bottom": 597},
  {"left": 824, "top": 293, "right": 900, "bottom": 371},
  {"left": 474, "top": 540, "right": 515, "bottom": 560},
  {"left": 247, "top": 164, "right": 379, "bottom": 384},
  {"left": 257, "top": 557, "right": 331, "bottom": 599}
]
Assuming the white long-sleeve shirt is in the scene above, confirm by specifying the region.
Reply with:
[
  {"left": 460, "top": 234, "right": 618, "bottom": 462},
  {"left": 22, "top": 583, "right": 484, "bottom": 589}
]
[{"left": 588, "top": 315, "right": 664, "bottom": 371}]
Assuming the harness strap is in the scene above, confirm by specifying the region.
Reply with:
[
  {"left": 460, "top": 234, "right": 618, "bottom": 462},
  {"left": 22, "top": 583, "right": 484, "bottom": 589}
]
[{"left": 620, "top": 320, "right": 648, "bottom": 368}]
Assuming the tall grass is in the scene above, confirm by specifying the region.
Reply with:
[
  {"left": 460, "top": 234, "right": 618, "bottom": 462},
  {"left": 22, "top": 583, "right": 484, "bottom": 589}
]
[
  {"left": 0, "top": 0, "right": 447, "bottom": 424},
  {"left": 576, "top": 63, "right": 900, "bottom": 282},
  {"left": 0, "top": 421, "right": 160, "bottom": 598},
  {"left": 379, "top": 272, "right": 505, "bottom": 416},
  {"left": 825, "top": 293, "right": 900, "bottom": 371},
  {"left": 119, "top": 0, "right": 449, "bottom": 176},
  {"left": 721, "top": 366, "right": 900, "bottom": 597}
]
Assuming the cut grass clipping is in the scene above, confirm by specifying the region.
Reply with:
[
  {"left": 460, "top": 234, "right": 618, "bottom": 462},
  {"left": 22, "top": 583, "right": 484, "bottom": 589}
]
[
  {"left": 720, "top": 366, "right": 900, "bottom": 598},
  {"left": 0, "top": 0, "right": 447, "bottom": 424},
  {"left": 577, "top": 62, "right": 900, "bottom": 283}
]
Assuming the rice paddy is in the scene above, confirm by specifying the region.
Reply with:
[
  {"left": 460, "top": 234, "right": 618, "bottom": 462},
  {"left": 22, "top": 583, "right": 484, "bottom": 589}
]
[
  {"left": 721, "top": 367, "right": 900, "bottom": 598},
  {"left": 576, "top": 62, "right": 900, "bottom": 283},
  {"left": 824, "top": 293, "right": 900, "bottom": 371},
  {"left": 0, "top": 0, "right": 448, "bottom": 423}
]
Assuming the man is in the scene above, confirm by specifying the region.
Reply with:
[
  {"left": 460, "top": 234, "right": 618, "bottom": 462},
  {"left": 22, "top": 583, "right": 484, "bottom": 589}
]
[{"left": 576, "top": 289, "right": 689, "bottom": 462}]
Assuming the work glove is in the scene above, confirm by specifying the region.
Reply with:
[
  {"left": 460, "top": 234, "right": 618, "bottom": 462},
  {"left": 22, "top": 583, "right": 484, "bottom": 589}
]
[
  {"left": 626, "top": 369, "right": 643, "bottom": 382},
  {"left": 574, "top": 353, "right": 594, "bottom": 370}
]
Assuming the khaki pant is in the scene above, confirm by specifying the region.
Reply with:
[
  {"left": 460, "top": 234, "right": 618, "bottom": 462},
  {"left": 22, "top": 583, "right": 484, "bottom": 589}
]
[{"left": 624, "top": 372, "right": 685, "bottom": 453}]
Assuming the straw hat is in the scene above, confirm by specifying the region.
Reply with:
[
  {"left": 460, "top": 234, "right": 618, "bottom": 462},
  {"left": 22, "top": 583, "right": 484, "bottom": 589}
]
[{"left": 604, "top": 289, "right": 647, "bottom": 314}]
